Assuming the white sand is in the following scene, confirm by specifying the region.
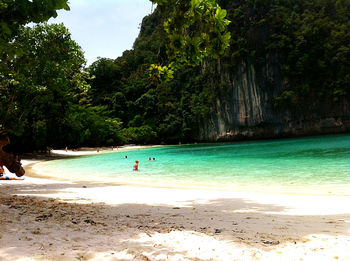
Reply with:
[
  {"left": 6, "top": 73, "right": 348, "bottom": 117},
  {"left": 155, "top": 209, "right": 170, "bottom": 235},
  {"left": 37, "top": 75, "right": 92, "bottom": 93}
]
[
  {"left": 51, "top": 145, "right": 164, "bottom": 157},
  {"left": 0, "top": 158, "right": 349, "bottom": 261}
]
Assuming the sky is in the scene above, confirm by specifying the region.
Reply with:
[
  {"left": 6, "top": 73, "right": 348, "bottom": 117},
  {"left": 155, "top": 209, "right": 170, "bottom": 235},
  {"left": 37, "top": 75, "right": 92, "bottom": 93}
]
[{"left": 48, "top": 0, "right": 154, "bottom": 65}]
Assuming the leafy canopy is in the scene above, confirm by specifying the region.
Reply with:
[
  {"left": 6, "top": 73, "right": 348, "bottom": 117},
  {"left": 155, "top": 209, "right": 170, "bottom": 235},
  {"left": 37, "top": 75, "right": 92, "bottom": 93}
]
[
  {"left": 0, "top": 0, "right": 69, "bottom": 58},
  {"left": 5, "top": 23, "right": 125, "bottom": 150},
  {"left": 149, "top": 0, "right": 231, "bottom": 80},
  {"left": 0, "top": 0, "right": 70, "bottom": 136}
]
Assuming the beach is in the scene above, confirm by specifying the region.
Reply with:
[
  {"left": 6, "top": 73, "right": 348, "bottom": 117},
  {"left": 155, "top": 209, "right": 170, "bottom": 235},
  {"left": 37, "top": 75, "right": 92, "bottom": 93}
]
[{"left": 0, "top": 151, "right": 349, "bottom": 261}]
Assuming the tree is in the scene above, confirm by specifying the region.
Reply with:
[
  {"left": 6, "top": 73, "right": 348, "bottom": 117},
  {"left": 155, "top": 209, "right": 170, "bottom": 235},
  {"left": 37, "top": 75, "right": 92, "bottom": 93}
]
[
  {"left": 148, "top": 0, "right": 231, "bottom": 82},
  {"left": 0, "top": 0, "right": 69, "bottom": 57},
  {"left": 88, "top": 9, "right": 215, "bottom": 144},
  {"left": 0, "top": 0, "right": 70, "bottom": 136},
  {"left": 1, "top": 0, "right": 231, "bottom": 149},
  {"left": 151, "top": 0, "right": 231, "bottom": 68},
  {"left": 6, "top": 23, "right": 126, "bottom": 150},
  {"left": 5, "top": 23, "right": 88, "bottom": 150},
  {"left": 0, "top": 1, "right": 69, "bottom": 174}
]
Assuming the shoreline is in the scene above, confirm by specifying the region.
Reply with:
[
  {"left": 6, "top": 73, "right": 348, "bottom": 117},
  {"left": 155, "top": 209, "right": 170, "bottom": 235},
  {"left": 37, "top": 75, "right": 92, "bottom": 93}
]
[
  {"left": 21, "top": 155, "right": 350, "bottom": 204},
  {"left": 1, "top": 150, "right": 350, "bottom": 260},
  {"left": 26, "top": 148, "right": 350, "bottom": 197},
  {"left": 28, "top": 160, "right": 350, "bottom": 197}
]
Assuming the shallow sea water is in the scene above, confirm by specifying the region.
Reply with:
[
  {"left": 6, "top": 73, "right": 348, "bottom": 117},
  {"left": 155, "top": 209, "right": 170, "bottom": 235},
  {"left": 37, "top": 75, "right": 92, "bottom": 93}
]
[{"left": 35, "top": 134, "right": 350, "bottom": 195}]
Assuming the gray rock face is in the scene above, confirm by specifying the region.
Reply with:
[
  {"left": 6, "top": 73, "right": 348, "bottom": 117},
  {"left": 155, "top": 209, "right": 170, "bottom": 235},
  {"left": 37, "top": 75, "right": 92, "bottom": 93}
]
[{"left": 198, "top": 56, "right": 350, "bottom": 142}]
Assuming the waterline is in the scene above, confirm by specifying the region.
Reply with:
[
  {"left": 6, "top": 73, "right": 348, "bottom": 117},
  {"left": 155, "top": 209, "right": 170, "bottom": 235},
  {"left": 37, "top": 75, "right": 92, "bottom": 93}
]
[{"left": 34, "top": 134, "right": 350, "bottom": 195}]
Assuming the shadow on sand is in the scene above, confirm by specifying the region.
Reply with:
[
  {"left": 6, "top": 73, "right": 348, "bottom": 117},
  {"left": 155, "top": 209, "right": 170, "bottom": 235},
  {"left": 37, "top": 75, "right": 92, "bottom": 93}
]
[{"left": 0, "top": 181, "right": 349, "bottom": 260}]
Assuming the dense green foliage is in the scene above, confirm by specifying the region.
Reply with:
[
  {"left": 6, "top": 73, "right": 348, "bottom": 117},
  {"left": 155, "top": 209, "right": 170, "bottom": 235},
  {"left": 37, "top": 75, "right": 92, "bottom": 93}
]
[
  {"left": 0, "top": 0, "right": 69, "bottom": 56},
  {"left": 147, "top": 0, "right": 231, "bottom": 86},
  {"left": 2, "top": 0, "right": 350, "bottom": 151},
  {"left": 220, "top": 0, "right": 350, "bottom": 114},
  {"left": 1, "top": 0, "right": 70, "bottom": 137},
  {"left": 0, "top": 0, "right": 70, "bottom": 147},
  {"left": 1, "top": 0, "right": 230, "bottom": 150},
  {"left": 151, "top": 0, "right": 231, "bottom": 68},
  {"left": 87, "top": 9, "right": 214, "bottom": 144},
  {"left": 2, "top": 24, "right": 125, "bottom": 151},
  {"left": 0, "top": 0, "right": 69, "bottom": 37},
  {"left": 89, "top": 0, "right": 350, "bottom": 144}
]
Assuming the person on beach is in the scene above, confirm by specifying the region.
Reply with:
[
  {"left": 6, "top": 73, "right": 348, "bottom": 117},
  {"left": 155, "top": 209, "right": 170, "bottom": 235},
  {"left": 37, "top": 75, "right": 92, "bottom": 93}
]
[
  {"left": 0, "top": 176, "right": 24, "bottom": 180},
  {"left": 0, "top": 162, "right": 4, "bottom": 177},
  {"left": 0, "top": 162, "right": 23, "bottom": 180},
  {"left": 133, "top": 160, "right": 139, "bottom": 171}
]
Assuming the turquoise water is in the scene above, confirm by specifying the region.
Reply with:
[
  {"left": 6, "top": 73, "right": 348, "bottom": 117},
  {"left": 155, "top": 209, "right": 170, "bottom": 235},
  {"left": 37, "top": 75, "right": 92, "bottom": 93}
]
[{"left": 36, "top": 134, "right": 350, "bottom": 194}]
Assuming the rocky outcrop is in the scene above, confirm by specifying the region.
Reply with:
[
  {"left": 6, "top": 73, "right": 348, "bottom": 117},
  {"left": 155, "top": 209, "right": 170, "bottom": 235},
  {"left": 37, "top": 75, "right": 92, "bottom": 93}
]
[
  {"left": 198, "top": 56, "right": 350, "bottom": 142},
  {"left": 0, "top": 135, "right": 25, "bottom": 177}
]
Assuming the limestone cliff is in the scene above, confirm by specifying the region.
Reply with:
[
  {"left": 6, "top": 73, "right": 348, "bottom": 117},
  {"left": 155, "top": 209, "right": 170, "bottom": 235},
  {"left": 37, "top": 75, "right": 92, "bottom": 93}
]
[
  {"left": 199, "top": 55, "right": 350, "bottom": 142},
  {"left": 196, "top": 0, "right": 350, "bottom": 142}
]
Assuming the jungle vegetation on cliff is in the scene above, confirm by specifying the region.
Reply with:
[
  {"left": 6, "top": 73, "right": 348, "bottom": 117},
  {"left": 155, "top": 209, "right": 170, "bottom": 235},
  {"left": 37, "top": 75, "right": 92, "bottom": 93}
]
[{"left": 1, "top": 0, "right": 350, "bottom": 152}]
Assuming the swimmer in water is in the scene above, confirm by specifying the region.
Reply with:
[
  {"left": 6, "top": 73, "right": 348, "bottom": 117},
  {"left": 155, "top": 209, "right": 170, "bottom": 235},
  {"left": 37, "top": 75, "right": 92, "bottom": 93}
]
[{"left": 133, "top": 160, "right": 139, "bottom": 171}]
